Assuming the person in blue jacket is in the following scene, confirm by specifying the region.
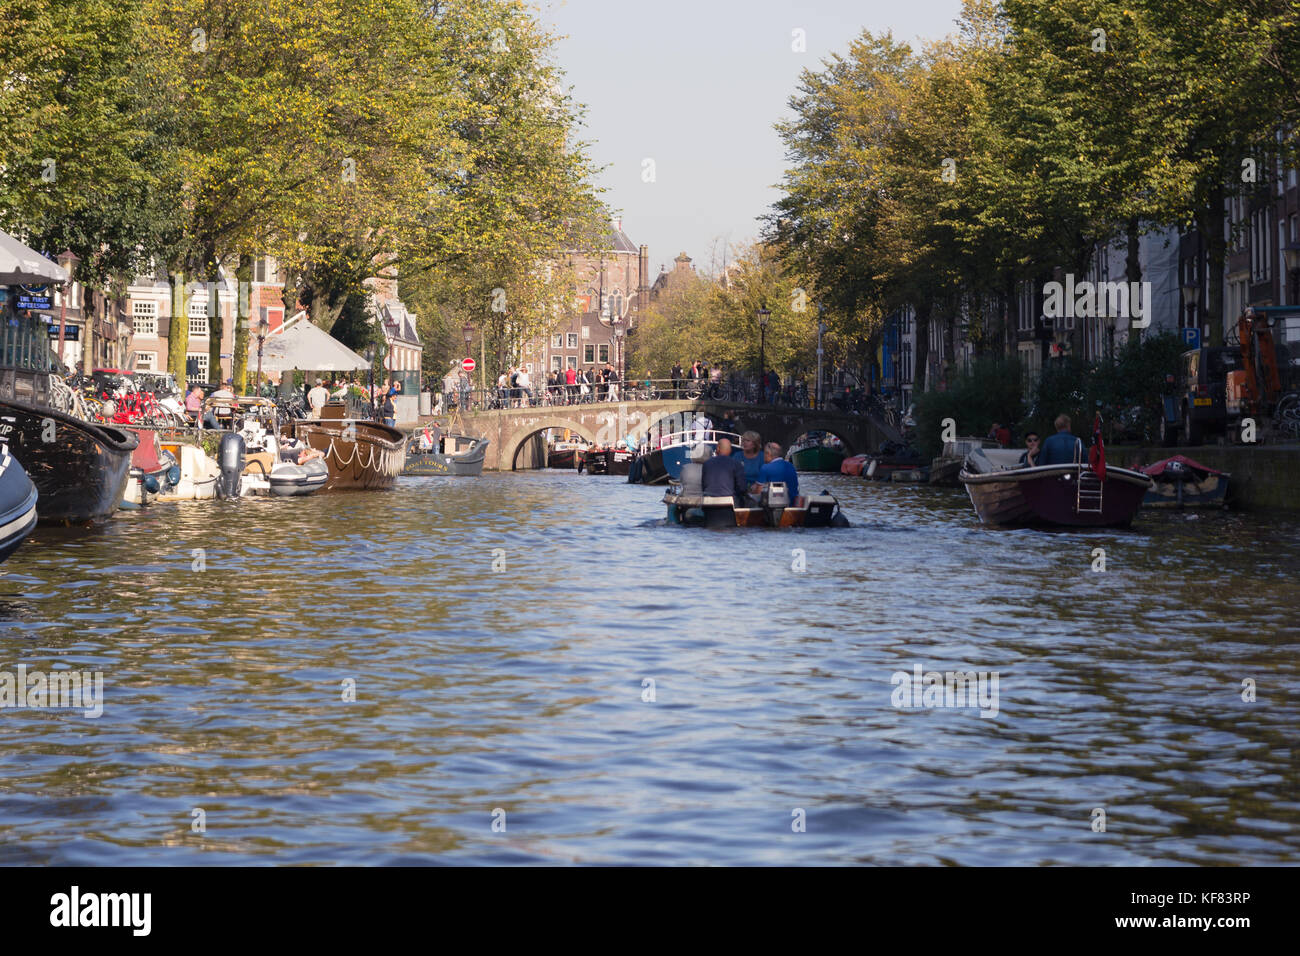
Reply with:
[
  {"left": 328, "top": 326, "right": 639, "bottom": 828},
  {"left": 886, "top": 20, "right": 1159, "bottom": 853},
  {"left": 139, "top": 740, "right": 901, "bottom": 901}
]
[
  {"left": 1039, "top": 414, "right": 1084, "bottom": 466},
  {"left": 753, "top": 442, "right": 799, "bottom": 500}
]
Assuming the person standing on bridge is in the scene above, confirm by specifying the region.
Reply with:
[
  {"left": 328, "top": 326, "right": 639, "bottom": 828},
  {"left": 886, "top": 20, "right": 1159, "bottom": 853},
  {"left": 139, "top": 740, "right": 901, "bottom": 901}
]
[
  {"left": 565, "top": 364, "right": 577, "bottom": 404},
  {"left": 671, "top": 361, "right": 683, "bottom": 398}
]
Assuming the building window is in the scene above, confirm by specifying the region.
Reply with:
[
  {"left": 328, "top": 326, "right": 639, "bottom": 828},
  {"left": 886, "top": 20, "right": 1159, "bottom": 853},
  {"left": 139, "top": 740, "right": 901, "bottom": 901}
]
[
  {"left": 567, "top": 356, "right": 578, "bottom": 370},
  {"left": 583, "top": 344, "right": 594, "bottom": 363},
  {"left": 253, "top": 256, "right": 280, "bottom": 284},
  {"left": 188, "top": 298, "right": 210, "bottom": 337},
  {"left": 1251, "top": 207, "right": 1273, "bottom": 282},
  {"left": 567, "top": 332, "right": 579, "bottom": 348},
  {"left": 551, "top": 334, "right": 563, "bottom": 348},
  {"left": 132, "top": 301, "right": 158, "bottom": 336},
  {"left": 186, "top": 352, "right": 210, "bottom": 382},
  {"left": 598, "top": 344, "right": 609, "bottom": 363},
  {"left": 551, "top": 355, "right": 563, "bottom": 371},
  {"left": 134, "top": 351, "right": 157, "bottom": 371}
]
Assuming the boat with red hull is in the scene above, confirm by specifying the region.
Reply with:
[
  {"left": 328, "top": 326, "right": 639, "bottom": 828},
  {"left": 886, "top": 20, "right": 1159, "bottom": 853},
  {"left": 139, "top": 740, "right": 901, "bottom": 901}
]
[{"left": 960, "top": 448, "right": 1152, "bottom": 528}]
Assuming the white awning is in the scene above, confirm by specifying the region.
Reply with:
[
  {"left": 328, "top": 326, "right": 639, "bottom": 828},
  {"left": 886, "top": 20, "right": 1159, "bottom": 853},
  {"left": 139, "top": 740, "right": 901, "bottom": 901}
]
[
  {"left": 254, "top": 312, "right": 369, "bottom": 373},
  {"left": 0, "top": 229, "right": 69, "bottom": 285}
]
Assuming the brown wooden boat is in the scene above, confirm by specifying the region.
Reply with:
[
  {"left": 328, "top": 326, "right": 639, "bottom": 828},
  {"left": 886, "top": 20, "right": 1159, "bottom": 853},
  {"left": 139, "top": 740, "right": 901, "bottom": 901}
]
[
  {"left": 960, "top": 448, "right": 1152, "bottom": 528},
  {"left": 286, "top": 403, "right": 405, "bottom": 491}
]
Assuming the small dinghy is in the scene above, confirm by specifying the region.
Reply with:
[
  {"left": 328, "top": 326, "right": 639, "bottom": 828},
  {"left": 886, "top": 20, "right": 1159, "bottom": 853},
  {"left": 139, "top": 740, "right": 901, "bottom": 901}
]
[
  {"left": 157, "top": 441, "right": 220, "bottom": 501},
  {"left": 0, "top": 444, "right": 39, "bottom": 564},
  {"left": 122, "top": 428, "right": 181, "bottom": 508},
  {"left": 1139, "top": 455, "right": 1230, "bottom": 509}
]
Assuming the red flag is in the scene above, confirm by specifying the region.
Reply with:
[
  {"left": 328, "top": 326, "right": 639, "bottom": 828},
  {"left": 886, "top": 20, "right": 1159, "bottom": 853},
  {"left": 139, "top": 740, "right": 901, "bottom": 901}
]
[{"left": 1089, "top": 413, "right": 1106, "bottom": 481}]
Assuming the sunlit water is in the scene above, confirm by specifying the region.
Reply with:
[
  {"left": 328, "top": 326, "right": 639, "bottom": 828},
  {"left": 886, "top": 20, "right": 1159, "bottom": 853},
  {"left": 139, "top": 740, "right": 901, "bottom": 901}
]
[{"left": 1, "top": 470, "right": 1297, "bottom": 865}]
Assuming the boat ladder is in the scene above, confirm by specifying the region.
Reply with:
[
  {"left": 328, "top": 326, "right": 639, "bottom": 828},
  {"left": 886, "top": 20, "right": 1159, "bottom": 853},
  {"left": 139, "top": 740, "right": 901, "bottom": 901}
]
[{"left": 1075, "top": 466, "right": 1104, "bottom": 514}]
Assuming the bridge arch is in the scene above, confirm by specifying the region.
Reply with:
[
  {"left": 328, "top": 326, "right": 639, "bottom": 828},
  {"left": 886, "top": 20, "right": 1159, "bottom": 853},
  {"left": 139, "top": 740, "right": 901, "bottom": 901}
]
[
  {"left": 776, "top": 421, "right": 861, "bottom": 457},
  {"left": 503, "top": 417, "right": 600, "bottom": 470}
]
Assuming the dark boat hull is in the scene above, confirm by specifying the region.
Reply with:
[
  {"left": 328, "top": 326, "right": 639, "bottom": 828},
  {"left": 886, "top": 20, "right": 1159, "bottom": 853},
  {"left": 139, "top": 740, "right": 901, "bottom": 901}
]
[
  {"left": 402, "top": 439, "right": 488, "bottom": 477},
  {"left": 547, "top": 448, "right": 577, "bottom": 469},
  {"left": 0, "top": 398, "right": 136, "bottom": 524},
  {"left": 961, "top": 464, "right": 1151, "bottom": 528},
  {"left": 0, "top": 448, "right": 38, "bottom": 562}
]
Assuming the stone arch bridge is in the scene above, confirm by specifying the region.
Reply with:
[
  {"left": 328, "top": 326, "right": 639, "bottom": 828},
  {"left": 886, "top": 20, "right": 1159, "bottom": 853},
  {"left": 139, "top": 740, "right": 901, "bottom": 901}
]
[{"left": 451, "top": 399, "right": 893, "bottom": 471}]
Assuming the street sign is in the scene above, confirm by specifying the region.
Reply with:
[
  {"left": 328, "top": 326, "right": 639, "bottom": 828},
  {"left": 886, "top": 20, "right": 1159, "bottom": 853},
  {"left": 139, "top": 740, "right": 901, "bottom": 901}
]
[
  {"left": 1181, "top": 326, "right": 1201, "bottom": 349},
  {"left": 45, "top": 323, "right": 79, "bottom": 340},
  {"left": 461, "top": 357, "right": 476, "bottom": 372}
]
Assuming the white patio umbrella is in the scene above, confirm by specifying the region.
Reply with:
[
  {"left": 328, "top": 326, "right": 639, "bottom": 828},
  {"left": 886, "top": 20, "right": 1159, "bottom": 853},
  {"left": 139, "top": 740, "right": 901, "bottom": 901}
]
[{"left": 0, "top": 229, "right": 69, "bottom": 286}]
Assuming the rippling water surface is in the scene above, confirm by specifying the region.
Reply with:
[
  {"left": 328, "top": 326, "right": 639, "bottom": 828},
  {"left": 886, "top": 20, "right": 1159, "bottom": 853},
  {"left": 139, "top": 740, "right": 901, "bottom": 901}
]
[{"left": 1, "top": 470, "right": 1298, "bottom": 865}]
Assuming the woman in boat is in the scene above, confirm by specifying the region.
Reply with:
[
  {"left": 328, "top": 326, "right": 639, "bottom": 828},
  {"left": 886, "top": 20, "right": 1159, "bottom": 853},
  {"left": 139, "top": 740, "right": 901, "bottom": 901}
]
[{"left": 739, "top": 430, "right": 764, "bottom": 483}]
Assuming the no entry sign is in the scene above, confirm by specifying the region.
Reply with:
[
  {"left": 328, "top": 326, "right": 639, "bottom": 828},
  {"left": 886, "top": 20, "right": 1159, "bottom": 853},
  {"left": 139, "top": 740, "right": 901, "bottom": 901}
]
[{"left": 461, "top": 357, "right": 476, "bottom": 372}]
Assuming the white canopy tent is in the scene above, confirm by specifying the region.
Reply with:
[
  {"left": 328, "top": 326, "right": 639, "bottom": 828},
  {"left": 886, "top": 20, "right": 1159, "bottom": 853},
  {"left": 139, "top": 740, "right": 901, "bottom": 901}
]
[
  {"left": 0, "top": 229, "right": 70, "bottom": 286},
  {"left": 254, "top": 311, "right": 370, "bottom": 376}
]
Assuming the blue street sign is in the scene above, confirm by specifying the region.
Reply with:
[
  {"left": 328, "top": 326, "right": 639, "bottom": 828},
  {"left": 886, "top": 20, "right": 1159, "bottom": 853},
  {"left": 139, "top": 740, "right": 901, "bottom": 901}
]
[{"left": 1181, "top": 327, "right": 1201, "bottom": 349}]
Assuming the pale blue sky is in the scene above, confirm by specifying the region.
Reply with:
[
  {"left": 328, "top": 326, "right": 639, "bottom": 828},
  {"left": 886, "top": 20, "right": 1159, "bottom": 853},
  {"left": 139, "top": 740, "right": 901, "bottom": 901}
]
[{"left": 539, "top": 0, "right": 965, "bottom": 277}]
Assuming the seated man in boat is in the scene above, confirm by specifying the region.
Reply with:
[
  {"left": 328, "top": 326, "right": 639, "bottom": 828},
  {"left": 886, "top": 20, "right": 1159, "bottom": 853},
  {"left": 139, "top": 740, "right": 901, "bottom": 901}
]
[
  {"left": 752, "top": 442, "right": 799, "bottom": 501},
  {"left": 701, "top": 437, "right": 748, "bottom": 504},
  {"left": 278, "top": 436, "right": 324, "bottom": 465},
  {"left": 1018, "top": 431, "right": 1041, "bottom": 468},
  {"left": 1038, "top": 414, "right": 1084, "bottom": 467}
]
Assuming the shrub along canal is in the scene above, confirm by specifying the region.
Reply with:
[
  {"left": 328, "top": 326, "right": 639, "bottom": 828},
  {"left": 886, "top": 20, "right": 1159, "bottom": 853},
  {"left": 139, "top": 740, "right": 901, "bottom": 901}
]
[{"left": 1, "top": 471, "right": 1297, "bottom": 864}]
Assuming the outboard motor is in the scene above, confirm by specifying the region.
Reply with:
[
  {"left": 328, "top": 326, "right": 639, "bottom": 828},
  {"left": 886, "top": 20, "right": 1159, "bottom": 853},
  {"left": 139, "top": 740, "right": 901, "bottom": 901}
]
[{"left": 216, "top": 431, "right": 246, "bottom": 499}]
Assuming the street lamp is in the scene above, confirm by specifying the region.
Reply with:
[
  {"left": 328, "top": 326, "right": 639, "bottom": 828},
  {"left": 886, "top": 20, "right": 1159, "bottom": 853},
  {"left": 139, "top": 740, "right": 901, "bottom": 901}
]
[
  {"left": 56, "top": 249, "right": 80, "bottom": 366},
  {"left": 614, "top": 322, "right": 625, "bottom": 387},
  {"left": 757, "top": 308, "right": 770, "bottom": 400},
  {"left": 815, "top": 310, "right": 826, "bottom": 411},
  {"left": 1284, "top": 242, "right": 1300, "bottom": 304},
  {"left": 255, "top": 313, "right": 269, "bottom": 396}
]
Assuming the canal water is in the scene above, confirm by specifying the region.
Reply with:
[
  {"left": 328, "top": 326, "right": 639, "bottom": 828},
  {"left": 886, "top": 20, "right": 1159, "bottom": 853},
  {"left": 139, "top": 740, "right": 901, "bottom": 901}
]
[{"left": 1, "top": 471, "right": 1297, "bottom": 865}]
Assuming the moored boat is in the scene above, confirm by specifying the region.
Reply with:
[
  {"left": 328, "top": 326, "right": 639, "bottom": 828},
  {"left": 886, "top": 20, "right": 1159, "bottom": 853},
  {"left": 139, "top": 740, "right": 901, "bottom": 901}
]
[
  {"left": 578, "top": 444, "right": 635, "bottom": 476},
  {"left": 790, "top": 435, "right": 847, "bottom": 472},
  {"left": 121, "top": 428, "right": 180, "bottom": 508},
  {"left": 931, "top": 436, "right": 1001, "bottom": 486},
  {"left": 402, "top": 430, "right": 489, "bottom": 476},
  {"left": 1139, "top": 455, "right": 1230, "bottom": 509},
  {"left": 639, "top": 429, "right": 742, "bottom": 484},
  {"left": 959, "top": 447, "right": 1152, "bottom": 528},
  {"left": 286, "top": 402, "right": 405, "bottom": 491},
  {"left": 0, "top": 444, "right": 38, "bottom": 563},
  {"left": 157, "top": 440, "right": 219, "bottom": 501}
]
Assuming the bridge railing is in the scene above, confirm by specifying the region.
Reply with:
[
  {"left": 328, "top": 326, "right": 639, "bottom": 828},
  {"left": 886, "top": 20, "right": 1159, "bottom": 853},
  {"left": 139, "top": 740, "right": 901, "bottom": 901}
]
[{"left": 426, "top": 378, "right": 903, "bottom": 418}]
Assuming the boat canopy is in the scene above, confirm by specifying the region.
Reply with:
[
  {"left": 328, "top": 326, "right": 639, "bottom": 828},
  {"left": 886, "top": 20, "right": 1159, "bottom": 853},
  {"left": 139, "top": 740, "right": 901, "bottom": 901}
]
[{"left": 1140, "top": 455, "right": 1229, "bottom": 478}]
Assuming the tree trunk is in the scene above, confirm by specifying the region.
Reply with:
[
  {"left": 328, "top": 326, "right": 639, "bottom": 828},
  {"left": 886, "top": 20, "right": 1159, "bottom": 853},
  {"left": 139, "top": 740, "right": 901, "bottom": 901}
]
[
  {"left": 205, "top": 241, "right": 223, "bottom": 384},
  {"left": 233, "top": 253, "right": 253, "bottom": 392},
  {"left": 913, "top": 301, "right": 930, "bottom": 395},
  {"left": 1202, "top": 181, "right": 1226, "bottom": 347},
  {"left": 168, "top": 268, "right": 190, "bottom": 390}
]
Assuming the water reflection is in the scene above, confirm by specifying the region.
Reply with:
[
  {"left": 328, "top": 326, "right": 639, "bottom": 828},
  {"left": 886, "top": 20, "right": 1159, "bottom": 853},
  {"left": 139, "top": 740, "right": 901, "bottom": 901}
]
[{"left": 1, "top": 472, "right": 1297, "bottom": 864}]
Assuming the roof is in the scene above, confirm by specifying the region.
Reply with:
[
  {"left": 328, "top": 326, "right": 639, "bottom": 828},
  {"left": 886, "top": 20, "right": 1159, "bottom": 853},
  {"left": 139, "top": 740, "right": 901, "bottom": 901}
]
[
  {"left": 0, "top": 229, "right": 69, "bottom": 285},
  {"left": 256, "top": 312, "right": 369, "bottom": 373},
  {"left": 378, "top": 300, "right": 421, "bottom": 346}
]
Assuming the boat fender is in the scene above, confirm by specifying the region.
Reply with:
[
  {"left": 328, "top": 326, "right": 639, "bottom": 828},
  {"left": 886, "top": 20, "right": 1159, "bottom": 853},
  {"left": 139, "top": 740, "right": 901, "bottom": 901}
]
[
  {"left": 167, "top": 464, "right": 181, "bottom": 487},
  {"left": 143, "top": 474, "right": 160, "bottom": 494},
  {"left": 216, "top": 431, "right": 246, "bottom": 499}
]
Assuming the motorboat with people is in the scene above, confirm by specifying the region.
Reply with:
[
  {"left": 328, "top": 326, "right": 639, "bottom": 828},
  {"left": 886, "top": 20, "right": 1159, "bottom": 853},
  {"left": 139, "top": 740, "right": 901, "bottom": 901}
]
[
  {"left": 959, "top": 447, "right": 1152, "bottom": 527},
  {"left": 662, "top": 448, "right": 849, "bottom": 528},
  {"left": 0, "top": 443, "right": 38, "bottom": 564},
  {"left": 402, "top": 427, "right": 488, "bottom": 476},
  {"left": 1139, "top": 455, "right": 1230, "bottom": 509},
  {"left": 284, "top": 402, "right": 405, "bottom": 491}
]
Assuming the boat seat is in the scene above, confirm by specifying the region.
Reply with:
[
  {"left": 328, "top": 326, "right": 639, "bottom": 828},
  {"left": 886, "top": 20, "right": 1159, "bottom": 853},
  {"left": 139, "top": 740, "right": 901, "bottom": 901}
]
[
  {"left": 965, "top": 447, "right": 1025, "bottom": 472},
  {"left": 680, "top": 461, "right": 704, "bottom": 496}
]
